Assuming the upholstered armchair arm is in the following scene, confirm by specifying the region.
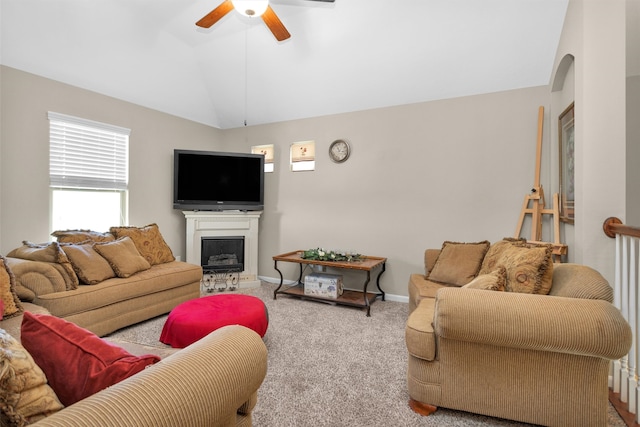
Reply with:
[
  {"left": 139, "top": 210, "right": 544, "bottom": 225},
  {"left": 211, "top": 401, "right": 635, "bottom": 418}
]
[
  {"left": 5, "top": 257, "right": 69, "bottom": 300},
  {"left": 434, "top": 287, "right": 632, "bottom": 360},
  {"left": 32, "top": 325, "right": 268, "bottom": 427}
]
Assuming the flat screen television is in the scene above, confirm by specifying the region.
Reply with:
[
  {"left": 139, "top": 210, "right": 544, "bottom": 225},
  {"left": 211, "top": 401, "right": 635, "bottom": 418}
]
[{"left": 173, "top": 149, "right": 264, "bottom": 211}]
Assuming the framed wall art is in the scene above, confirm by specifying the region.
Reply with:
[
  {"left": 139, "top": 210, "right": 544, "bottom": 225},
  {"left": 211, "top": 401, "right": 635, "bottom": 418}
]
[
  {"left": 558, "top": 102, "right": 575, "bottom": 223},
  {"left": 251, "top": 144, "right": 274, "bottom": 173},
  {"left": 290, "top": 141, "right": 315, "bottom": 172}
]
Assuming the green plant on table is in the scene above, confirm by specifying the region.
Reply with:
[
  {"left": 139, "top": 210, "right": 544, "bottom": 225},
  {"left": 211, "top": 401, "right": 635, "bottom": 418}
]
[{"left": 300, "top": 248, "right": 363, "bottom": 262}]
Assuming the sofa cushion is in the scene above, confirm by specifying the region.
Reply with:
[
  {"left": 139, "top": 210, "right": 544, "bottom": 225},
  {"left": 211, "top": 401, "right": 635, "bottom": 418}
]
[
  {"left": 93, "top": 237, "right": 151, "bottom": 278},
  {"left": 0, "top": 304, "right": 51, "bottom": 342},
  {"left": 51, "top": 229, "right": 115, "bottom": 244},
  {"left": 478, "top": 237, "right": 527, "bottom": 275},
  {"left": 0, "top": 255, "right": 23, "bottom": 319},
  {"left": 32, "top": 261, "right": 203, "bottom": 318},
  {"left": 109, "top": 223, "right": 175, "bottom": 266},
  {"left": 428, "top": 241, "right": 490, "bottom": 287},
  {"left": 0, "top": 328, "right": 63, "bottom": 425},
  {"left": 6, "top": 241, "right": 79, "bottom": 290},
  {"left": 20, "top": 312, "right": 160, "bottom": 407},
  {"left": 60, "top": 241, "right": 116, "bottom": 285},
  {"left": 497, "top": 244, "right": 554, "bottom": 295},
  {"left": 406, "top": 298, "right": 437, "bottom": 361},
  {"left": 462, "top": 266, "right": 507, "bottom": 291}
]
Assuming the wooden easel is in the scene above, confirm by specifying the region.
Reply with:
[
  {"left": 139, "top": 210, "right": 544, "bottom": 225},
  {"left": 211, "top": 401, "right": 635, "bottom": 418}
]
[{"left": 514, "top": 106, "right": 567, "bottom": 260}]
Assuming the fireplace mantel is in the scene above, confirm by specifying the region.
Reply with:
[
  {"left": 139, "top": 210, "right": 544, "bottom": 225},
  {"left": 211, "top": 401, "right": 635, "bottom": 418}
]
[{"left": 183, "top": 211, "right": 262, "bottom": 288}]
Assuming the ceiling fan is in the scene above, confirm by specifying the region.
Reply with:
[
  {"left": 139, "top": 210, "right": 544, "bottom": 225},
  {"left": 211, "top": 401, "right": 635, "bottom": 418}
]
[{"left": 196, "top": 0, "right": 335, "bottom": 41}]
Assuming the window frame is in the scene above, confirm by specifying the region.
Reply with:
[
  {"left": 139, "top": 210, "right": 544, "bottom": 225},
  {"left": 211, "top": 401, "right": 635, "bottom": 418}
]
[{"left": 48, "top": 112, "right": 130, "bottom": 233}]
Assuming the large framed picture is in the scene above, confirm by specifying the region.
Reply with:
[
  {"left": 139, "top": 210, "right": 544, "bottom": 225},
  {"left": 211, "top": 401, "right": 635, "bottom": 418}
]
[{"left": 558, "top": 102, "right": 575, "bottom": 223}]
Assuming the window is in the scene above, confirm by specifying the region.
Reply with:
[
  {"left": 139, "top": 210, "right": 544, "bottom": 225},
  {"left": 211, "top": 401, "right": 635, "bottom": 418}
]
[{"left": 48, "top": 112, "right": 130, "bottom": 232}]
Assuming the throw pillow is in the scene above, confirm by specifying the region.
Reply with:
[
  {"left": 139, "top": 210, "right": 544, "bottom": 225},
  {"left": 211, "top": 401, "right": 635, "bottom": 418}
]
[
  {"left": 93, "top": 237, "right": 151, "bottom": 278},
  {"left": 6, "top": 241, "right": 79, "bottom": 290},
  {"left": 60, "top": 241, "right": 116, "bottom": 285},
  {"left": 0, "top": 328, "right": 64, "bottom": 426},
  {"left": 428, "top": 241, "right": 491, "bottom": 287},
  {"left": 109, "top": 223, "right": 175, "bottom": 265},
  {"left": 51, "top": 229, "right": 115, "bottom": 244},
  {"left": 462, "top": 266, "right": 507, "bottom": 291},
  {"left": 20, "top": 312, "right": 160, "bottom": 407},
  {"left": 478, "top": 237, "right": 527, "bottom": 275},
  {"left": 0, "top": 255, "right": 23, "bottom": 319},
  {"left": 497, "top": 244, "right": 554, "bottom": 295}
]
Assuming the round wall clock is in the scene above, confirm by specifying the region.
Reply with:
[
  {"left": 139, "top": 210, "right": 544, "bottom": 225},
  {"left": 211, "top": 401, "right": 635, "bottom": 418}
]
[{"left": 329, "top": 139, "right": 350, "bottom": 163}]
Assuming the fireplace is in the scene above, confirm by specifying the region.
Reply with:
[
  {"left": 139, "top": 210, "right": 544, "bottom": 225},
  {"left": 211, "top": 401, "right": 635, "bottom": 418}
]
[
  {"left": 201, "top": 236, "right": 244, "bottom": 273},
  {"left": 183, "top": 211, "right": 262, "bottom": 290}
]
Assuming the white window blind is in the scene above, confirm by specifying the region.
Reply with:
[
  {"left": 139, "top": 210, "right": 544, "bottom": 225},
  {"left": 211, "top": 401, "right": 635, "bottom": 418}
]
[{"left": 48, "top": 112, "right": 130, "bottom": 190}]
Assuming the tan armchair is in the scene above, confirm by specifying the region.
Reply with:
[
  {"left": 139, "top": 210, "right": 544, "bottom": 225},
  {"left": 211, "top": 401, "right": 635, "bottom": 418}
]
[{"left": 407, "top": 251, "right": 632, "bottom": 426}]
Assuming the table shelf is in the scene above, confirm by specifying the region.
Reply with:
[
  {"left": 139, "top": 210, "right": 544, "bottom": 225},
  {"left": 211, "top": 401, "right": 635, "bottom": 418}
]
[
  {"left": 272, "top": 251, "right": 386, "bottom": 316},
  {"left": 277, "top": 284, "right": 380, "bottom": 308}
]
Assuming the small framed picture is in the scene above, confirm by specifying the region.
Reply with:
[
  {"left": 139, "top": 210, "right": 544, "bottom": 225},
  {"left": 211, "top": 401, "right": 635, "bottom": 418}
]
[
  {"left": 251, "top": 144, "right": 274, "bottom": 173},
  {"left": 290, "top": 141, "right": 315, "bottom": 172}
]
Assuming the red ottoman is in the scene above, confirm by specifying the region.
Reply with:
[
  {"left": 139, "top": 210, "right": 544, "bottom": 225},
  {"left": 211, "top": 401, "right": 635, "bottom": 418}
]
[{"left": 160, "top": 294, "right": 268, "bottom": 348}]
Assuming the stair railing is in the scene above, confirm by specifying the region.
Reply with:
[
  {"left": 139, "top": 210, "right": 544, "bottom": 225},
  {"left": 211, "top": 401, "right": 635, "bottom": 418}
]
[{"left": 604, "top": 217, "right": 640, "bottom": 421}]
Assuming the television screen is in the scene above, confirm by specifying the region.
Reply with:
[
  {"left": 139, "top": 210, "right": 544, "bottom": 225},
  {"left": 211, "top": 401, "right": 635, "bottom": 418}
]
[{"left": 173, "top": 149, "right": 264, "bottom": 211}]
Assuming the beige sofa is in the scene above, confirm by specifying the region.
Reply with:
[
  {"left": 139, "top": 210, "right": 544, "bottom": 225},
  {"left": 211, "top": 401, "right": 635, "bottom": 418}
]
[
  {"left": 0, "top": 308, "right": 268, "bottom": 427},
  {"left": 6, "top": 257, "right": 201, "bottom": 337},
  {"left": 4, "top": 225, "right": 202, "bottom": 336},
  {"left": 406, "top": 241, "right": 633, "bottom": 426}
]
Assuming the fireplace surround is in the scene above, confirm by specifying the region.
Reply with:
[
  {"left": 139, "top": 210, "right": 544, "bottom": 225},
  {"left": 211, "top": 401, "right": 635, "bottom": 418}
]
[{"left": 183, "top": 211, "right": 262, "bottom": 290}]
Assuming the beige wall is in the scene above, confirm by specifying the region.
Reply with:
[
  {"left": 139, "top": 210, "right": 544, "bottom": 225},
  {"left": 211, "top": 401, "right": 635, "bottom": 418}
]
[
  {"left": 629, "top": 74, "right": 640, "bottom": 225},
  {"left": 1, "top": 64, "right": 552, "bottom": 298},
  {"left": 627, "top": 0, "right": 640, "bottom": 225},
  {"left": 222, "top": 87, "right": 552, "bottom": 297},
  {"left": 0, "top": 66, "right": 223, "bottom": 258},
  {"left": 548, "top": 0, "right": 628, "bottom": 283},
  {"left": 3, "top": 0, "right": 635, "bottom": 298}
]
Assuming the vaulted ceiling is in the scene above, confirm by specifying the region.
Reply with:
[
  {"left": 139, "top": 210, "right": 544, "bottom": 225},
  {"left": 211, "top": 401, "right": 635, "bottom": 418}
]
[{"left": 0, "top": 0, "right": 568, "bottom": 129}]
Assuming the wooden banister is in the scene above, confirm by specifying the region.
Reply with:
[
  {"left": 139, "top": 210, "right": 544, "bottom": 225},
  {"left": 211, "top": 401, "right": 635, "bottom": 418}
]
[{"left": 603, "top": 217, "right": 640, "bottom": 239}]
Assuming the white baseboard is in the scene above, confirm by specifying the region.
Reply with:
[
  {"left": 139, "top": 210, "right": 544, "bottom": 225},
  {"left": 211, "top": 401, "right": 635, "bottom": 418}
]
[{"left": 258, "top": 275, "right": 408, "bottom": 304}]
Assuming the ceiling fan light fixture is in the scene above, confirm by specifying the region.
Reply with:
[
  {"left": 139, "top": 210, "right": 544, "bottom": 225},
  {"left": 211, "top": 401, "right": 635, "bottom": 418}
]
[{"left": 231, "top": 0, "right": 269, "bottom": 17}]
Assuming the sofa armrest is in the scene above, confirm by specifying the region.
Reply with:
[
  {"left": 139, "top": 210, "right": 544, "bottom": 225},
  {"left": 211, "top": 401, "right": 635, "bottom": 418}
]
[
  {"left": 5, "top": 257, "right": 69, "bottom": 300},
  {"left": 433, "top": 287, "right": 632, "bottom": 360},
  {"left": 32, "top": 325, "right": 268, "bottom": 427}
]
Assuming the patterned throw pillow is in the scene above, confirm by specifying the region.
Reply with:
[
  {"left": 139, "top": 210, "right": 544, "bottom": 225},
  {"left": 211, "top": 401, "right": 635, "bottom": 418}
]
[
  {"left": 0, "top": 328, "right": 64, "bottom": 425},
  {"left": 93, "top": 237, "right": 151, "bottom": 278},
  {"left": 478, "top": 237, "right": 527, "bottom": 275},
  {"left": 428, "top": 241, "right": 491, "bottom": 287},
  {"left": 6, "top": 241, "right": 79, "bottom": 290},
  {"left": 0, "top": 255, "right": 23, "bottom": 319},
  {"left": 51, "top": 229, "right": 115, "bottom": 244},
  {"left": 462, "top": 266, "right": 507, "bottom": 291},
  {"left": 60, "top": 241, "right": 116, "bottom": 285},
  {"left": 109, "top": 223, "right": 175, "bottom": 265},
  {"left": 496, "top": 244, "right": 554, "bottom": 295}
]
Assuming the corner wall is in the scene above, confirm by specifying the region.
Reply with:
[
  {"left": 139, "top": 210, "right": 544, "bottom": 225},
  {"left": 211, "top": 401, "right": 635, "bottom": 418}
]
[
  {"left": 222, "top": 86, "right": 552, "bottom": 297},
  {"left": 0, "top": 65, "right": 223, "bottom": 258},
  {"left": 550, "top": 0, "right": 627, "bottom": 283}
]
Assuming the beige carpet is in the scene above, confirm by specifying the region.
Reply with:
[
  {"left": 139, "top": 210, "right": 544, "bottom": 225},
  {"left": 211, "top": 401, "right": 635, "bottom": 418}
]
[{"left": 107, "top": 282, "right": 627, "bottom": 427}]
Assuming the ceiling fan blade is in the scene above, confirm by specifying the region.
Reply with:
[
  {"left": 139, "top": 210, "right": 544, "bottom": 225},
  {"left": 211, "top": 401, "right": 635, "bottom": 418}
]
[
  {"left": 262, "top": 5, "right": 291, "bottom": 41},
  {"left": 196, "top": 0, "right": 234, "bottom": 28}
]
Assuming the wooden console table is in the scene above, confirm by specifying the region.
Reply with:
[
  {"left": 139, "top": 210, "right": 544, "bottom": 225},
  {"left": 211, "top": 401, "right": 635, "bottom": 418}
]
[{"left": 272, "top": 251, "right": 386, "bottom": 316}]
